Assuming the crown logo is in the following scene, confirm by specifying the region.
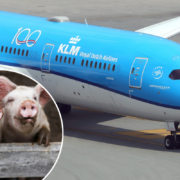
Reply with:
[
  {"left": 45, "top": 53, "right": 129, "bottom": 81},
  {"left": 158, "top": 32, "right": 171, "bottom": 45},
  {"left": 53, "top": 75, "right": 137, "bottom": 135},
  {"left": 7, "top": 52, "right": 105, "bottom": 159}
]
[{"left": 69, "top": 36, "right": 81, "bottom": 44}]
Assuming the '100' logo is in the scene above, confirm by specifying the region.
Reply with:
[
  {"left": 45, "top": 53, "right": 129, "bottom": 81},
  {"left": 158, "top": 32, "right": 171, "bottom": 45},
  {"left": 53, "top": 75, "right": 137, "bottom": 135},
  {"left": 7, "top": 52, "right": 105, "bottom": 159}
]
[{"left": 11, "top": 27, "right": 41, "bottom": 47}]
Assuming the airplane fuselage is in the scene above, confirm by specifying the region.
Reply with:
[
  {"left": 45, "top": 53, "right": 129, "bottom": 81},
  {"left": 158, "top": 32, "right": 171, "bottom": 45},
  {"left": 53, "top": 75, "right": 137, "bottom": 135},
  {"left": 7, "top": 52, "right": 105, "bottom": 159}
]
[{"left": 0, "top": 11, "right": 180, "bottom": 122}]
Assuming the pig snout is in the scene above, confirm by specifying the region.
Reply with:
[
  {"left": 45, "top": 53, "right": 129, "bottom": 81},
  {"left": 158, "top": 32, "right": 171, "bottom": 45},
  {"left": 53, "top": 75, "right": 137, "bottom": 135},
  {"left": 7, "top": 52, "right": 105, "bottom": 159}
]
[{"left": 20, "top": 100, "right": 38, "bottom": 118}]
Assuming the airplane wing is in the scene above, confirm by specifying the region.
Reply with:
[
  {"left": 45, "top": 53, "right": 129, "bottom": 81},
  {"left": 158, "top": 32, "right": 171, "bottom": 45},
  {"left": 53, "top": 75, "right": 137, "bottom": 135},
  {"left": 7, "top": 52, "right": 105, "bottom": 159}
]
[{"left": 136, "top": 17, "right": 180, "bottom": 39}]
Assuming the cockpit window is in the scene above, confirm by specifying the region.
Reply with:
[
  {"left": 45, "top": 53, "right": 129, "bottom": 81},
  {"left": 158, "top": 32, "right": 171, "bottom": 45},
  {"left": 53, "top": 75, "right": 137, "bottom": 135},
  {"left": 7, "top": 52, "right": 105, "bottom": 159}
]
[{"left": 169, "top": 69, "right": 180, "bottom": 80}]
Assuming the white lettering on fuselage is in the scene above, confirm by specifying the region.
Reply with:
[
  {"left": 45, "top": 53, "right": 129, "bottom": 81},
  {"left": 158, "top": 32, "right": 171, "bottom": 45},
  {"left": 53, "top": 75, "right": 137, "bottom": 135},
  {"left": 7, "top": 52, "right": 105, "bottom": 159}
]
[
  {"left": 103, "top": 55, "right": 118, "bottom": 62},
  {"left": 57, "top": 44, "right": 81, "bottom": 56},
  {"left": 69, "top": 46, "right": 81, "bottom": 55},
  {"left": 58, "top": 44, "right": 66, "bottom": 53},
  {"left": 106, "top": 77, "right": 114, "bottom": 80},
  {"left": 91, "top": 53, "right": 102, "bottom": 59},
  {"left": 149, "top": 85, "right": 170, "bottom": 90},
  {"left": 79, "top": 52, "right": 91, "bottom": 58},
  {"left": 57, "top": 36, "right": 118, "bottom": 62},
  {"left": 11, "top": 27, "right": 41, "bottom": 47},
  {"left": 80, "top": 52, "right": 118, "bottom": 62}
]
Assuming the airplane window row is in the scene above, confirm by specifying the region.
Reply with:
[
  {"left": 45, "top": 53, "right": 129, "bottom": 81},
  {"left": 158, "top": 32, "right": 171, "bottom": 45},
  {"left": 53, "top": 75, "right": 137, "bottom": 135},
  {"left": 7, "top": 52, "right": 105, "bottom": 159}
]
[
  {"left": 55, "top": 55, "right": 115, "bottom": 71},
  {"left": 81, "top": 59, "right": 116, "bottom": 71},
  {"left": 1, "top": 46, "right": 29, "bottom": 57},
  {"left": 55, "top": 55, "right": 76, "bottom": 65}
]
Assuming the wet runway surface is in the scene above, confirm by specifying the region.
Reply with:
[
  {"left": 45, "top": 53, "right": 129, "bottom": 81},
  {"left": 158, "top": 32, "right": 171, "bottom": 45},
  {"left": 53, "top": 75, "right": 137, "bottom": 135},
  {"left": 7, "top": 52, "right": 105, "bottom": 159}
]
[{"left": 1, "top": 0, "right": 180, "bottom": 179}]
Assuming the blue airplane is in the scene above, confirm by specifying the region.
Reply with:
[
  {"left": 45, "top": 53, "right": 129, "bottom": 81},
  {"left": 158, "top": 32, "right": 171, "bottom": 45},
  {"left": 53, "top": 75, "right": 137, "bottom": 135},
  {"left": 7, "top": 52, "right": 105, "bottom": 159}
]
[{"left": 0, "top": 11, "right": 180, "bottom": 149}]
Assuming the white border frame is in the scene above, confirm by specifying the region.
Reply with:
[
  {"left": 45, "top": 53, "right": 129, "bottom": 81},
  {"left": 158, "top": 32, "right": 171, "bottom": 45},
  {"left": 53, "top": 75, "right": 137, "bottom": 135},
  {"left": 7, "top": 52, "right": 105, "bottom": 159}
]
[{"left": 0, "top": 69, "right": 64, "bottom": 180}]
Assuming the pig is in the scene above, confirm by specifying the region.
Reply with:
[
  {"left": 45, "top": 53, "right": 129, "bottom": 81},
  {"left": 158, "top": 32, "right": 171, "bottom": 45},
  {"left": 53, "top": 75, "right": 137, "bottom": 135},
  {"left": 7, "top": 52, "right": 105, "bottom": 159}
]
[{"left": 0, "top": 76, "right": 51, "bottom": 146}]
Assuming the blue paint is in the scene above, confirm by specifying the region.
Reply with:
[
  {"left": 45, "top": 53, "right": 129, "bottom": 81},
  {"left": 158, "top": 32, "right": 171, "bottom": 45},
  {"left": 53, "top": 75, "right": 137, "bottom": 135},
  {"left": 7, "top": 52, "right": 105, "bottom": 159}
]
[{"left": 0, "top": 11, "right": 180, "bottom": 110}]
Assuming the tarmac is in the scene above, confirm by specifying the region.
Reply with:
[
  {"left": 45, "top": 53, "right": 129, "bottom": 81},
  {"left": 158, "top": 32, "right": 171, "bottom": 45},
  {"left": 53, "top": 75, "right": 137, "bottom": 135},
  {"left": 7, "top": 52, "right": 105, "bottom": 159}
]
[
  {"left": 50, "top": 107, "right": 180, "bottom": 180},
  {"left": 1, "top": 0, "right": 180, "bottom": 179}
]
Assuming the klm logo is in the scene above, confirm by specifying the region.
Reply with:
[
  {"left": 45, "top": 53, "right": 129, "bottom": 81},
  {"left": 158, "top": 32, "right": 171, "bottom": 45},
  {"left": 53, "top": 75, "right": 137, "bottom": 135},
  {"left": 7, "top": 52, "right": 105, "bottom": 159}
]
[
  {"left": 69, "top": 36, "right": 81, "bottom": 44},
  {"left": 58, "top": 44, "right": 81, "bottom": 56},
  {"left": 57, "top": 36, "right": 81, "bottom": 56}
]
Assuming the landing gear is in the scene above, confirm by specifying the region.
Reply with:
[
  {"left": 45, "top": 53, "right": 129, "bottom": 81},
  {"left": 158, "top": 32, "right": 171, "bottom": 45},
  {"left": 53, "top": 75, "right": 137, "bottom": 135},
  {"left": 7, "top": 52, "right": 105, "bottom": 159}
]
[
  {"left": 164, "top": 122, "right": 180, "bottom": 149},
  {"left": 164, "top": 135, "right": 175, "bottom": 149},
  {"left": 56, "top": 103, "right": 71, "bottom": 114}
]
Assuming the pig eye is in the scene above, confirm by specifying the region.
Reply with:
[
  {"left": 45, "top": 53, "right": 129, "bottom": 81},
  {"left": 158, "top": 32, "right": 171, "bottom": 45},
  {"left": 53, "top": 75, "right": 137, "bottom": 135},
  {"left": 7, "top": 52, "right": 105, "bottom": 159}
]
[
  {"left": 7, "top": 98, "right": 14, "bottom": 103},
  {"left": 34, "top": 97, "right": 37, "bottom": 101}
]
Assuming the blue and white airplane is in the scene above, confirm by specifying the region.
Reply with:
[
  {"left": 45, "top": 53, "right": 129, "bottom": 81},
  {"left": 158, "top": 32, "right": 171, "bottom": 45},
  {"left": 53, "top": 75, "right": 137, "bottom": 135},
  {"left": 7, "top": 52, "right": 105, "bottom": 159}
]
[{"left": 0, "top": 11, "right": 180, "bottom": 149}]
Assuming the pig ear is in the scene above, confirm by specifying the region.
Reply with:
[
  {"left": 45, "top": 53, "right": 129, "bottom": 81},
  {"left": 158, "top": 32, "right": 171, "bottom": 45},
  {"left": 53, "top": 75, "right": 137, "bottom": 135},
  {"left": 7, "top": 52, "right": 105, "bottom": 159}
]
[
  {"left": 34, "top": 84, "right": 51, "bottom": 107},
  {"left": 0, "top": 76, "right": 17, "bottom": 100},
  {"left": 0, "top": 108, "right": 3, "bottom": 120}
]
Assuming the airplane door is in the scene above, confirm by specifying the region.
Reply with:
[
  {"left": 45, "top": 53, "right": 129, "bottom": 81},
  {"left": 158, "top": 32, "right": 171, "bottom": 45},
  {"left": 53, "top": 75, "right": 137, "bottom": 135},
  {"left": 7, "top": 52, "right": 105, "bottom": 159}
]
[
  {"left": 129, "top": 58, "right": 148, "bottom": 89},
  {"left": 41, "top": 43, "right": 54, "bottom": 72}
]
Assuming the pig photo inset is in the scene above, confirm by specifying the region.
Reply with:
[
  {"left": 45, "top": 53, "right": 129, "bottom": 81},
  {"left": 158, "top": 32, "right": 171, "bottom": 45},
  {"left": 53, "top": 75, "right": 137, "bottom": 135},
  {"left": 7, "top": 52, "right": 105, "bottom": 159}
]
[
  {"left": 0, "top": 76, "right": 51, "bottom": 146},
  {"left": 0, "top": 72, "right": 62, "bottom": 180}
]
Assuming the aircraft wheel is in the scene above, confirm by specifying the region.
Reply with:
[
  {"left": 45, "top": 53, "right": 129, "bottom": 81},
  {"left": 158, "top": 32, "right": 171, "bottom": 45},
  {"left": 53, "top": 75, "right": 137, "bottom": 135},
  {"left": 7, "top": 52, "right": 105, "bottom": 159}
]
[
  {"left": 57, "top": 103, "right": 71, "bottom": 114},
  {"left": 164, "top": 135, "right": 175, "bottom": 149},
  {"left": 175, "top": 135, "right": 180, "bottom": 149}
]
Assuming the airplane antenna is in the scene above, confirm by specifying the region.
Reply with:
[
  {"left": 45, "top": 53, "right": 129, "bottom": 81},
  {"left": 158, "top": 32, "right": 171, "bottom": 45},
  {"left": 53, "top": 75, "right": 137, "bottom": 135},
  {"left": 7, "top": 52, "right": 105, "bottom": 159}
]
[{"left": 85, "top": 18, "right": 88, "bottom": 25}]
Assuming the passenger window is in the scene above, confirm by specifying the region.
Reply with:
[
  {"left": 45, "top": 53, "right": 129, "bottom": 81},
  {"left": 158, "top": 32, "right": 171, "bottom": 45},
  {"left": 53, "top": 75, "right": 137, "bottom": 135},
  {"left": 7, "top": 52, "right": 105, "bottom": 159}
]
[
  {"left": 131, "top": 67, "right": 135, "bottom": 74},
  {"left": 103, "top": 63, "right": 106, "bottom": 70},
  {"left": 34, "top": 51, "right": 37, "bottom": 59},
  {"left": 26, "top": 50, "right": 29, "bottom": 57},
  {"left": 13, "top": 48, "right": 16, "bottom": 54},
  {"left": 81, "top": 59, "right": 84, "bottom": 66},
  {"left": 18, "top": 49, "right": 20, "bottom": 55},
  {"left": 60, "top": 56, "right": 62, "bottom": 62},
  {"left": 5, "top": 47, "right": 8, "bottom": 53},
  {"left": 64, "top": 56, "right": 67, "bottom": 63},
  {"left": 90, "top": 61, "right": 93, "bottom": 68},
  {"left": 42, "top": 53, "right": 45, "bottom": 60},
  {"left": 30, "top": 50, "right": 33, "bottom": 58},
  {"left": 22, "top": 49, "right": 24, "bottom": 56},
  {"left": 169, "top": 69, "right": 180, "bottom": 80},
  {"left": 1, "top": 46, "right": 4, "bottom": 52},
  {"left": 73, "top": 58, "right": 75, "bottom": 65},
  {"left": 108, "top": 64, "right": 111, "bottom": 71},
  {"left": 112, "top": 64, "right": 115, "bottom": 71},
  {"left": 99, "top": 62, "right": 102, "bottom": 69},
  {"left": 55, "top": 55, "right": 58, "bottom": 61},
  {"left": 68, "top": 57, "right": 71, "bottom": 64},
  {"left": 9, "top": 47, "right": 12, "bottom": 54},
  {"left": 94, "top": 61, "right": 97, "bottom": 68},
  {"left": 86, "top": 60, "right": 89, "bottom": 67}
]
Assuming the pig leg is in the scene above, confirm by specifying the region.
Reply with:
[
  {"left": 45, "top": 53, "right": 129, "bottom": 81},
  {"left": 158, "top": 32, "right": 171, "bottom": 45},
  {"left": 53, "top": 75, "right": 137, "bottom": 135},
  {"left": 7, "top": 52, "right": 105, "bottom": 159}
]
[
  {"left": 36, "top": 108, "right": 51, "bottom": 146},
  {"left": 37, "top": 126, "right": 50, "bottom": 147}
]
